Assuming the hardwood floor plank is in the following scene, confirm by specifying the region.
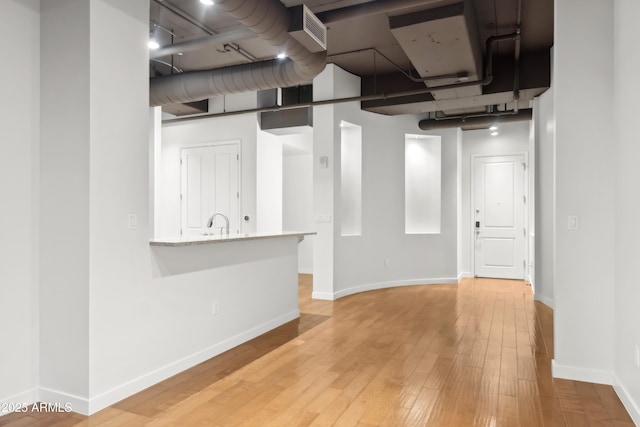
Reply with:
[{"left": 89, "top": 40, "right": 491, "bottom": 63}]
[
  {"left": 539, "top": 396, "right": 566, "bottom": 427},
  {"left": 593, "top": 383, "right": 635, "bottom": 423},
  {"left": 497, "top": 394, "right": 520, "bottom": 426},
  {"left": 517, "top": 379, "right": 544, "bottom": 427}
]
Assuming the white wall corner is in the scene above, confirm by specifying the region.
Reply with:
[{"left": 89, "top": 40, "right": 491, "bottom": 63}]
[
  {"left": 613, "top": 374, "right": 640, "bottom": 427},
  {"left": 311, "top": 291, "right": 336, "bottom": 300},
  {"left": 38, "top": 387, "right": 90, "bottom": 417},
  {"left": 457, "top": 272, "right": 473, "bottom": 280},
  {"left": 551, "top": 360, "right": 615, "bottom": 386},
  {"left": 534, "top": 294, "right": 555, "bottom": 310}
]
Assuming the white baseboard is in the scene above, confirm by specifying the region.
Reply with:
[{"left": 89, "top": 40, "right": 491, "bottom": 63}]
[
  {"left": 0, "top": 388, "right": 39, "bottom": 416},
  {"left": 313, "top": 277, "right": 459, "bottom": 301},
  {"left": 613, "top": 374, "right": 640, "bottom": 426},
  {"left": 39, "top": 387, "right": 89, "bottom": 416},
  {"left": 534, "top": 294, "right": 555, "bottom": 309},
  {"left": 551, "top": 360, "right": 615, "bottom": 385},
  {"left": 311, "top": 291, "right": 335, "bottom": 300},
  {"left": 458, "top": 272, "right": 473, "bottom": 280},
  {"left": 298, "top": 268, "right": 313, "bottom": 275},
  {"left": 82, "top": 310, "right": 299, "bottom": 415}
]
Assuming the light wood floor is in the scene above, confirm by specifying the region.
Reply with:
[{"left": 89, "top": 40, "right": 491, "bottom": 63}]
[{"left": 1, "top": 276, "right": 634, "bottom": 426}]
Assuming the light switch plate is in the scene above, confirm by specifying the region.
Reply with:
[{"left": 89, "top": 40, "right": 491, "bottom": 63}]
[
  {"left": 128, "top": 214, "right": 137, "bottom": 230},
  {"left": 568, "top": 215, "right": 579, "bottom": 230},
  {"left": 314, "top": 215, "right": 332, "bottom": 223}
]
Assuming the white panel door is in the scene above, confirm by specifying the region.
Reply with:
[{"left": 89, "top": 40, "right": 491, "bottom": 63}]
[
  {"left": 181, "top": 144, "right": 240, "bottom": 237},
  {"left": 474, "top": 155, "right": 526, "bottom": 279}
]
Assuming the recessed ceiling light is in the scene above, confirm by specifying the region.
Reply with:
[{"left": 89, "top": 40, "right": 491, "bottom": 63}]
[
  {"left": 148, "top": 39, "right": 160, "bottom": 50},
  {"left": 277, "top": 52, "right": 287, "bottom": 59},
  {"left": 200, "top": 0, "right": 214, "bottom": 5},
  {"left": 491, "top": 131, "right": 499, "bottom": 136},
  {"left": 489, "top": 125, "right": 498, "bottom": 131}
]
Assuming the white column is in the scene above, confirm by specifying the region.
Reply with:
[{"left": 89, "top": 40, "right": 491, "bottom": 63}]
[
  {"left": 552, "top": 0, "right": 615, "bottom": 383},
  {"left": 40, "top": 0, "right": 92, "bottom": 408}
]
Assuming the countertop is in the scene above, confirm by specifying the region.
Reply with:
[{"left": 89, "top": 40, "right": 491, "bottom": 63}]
[{"left": 149, "top": 231, "right": 316, "bottom": 247}]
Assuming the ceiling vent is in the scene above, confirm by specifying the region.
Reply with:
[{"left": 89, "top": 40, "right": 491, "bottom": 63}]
[{"left": 289, "top": 5, "right": 327, "bottom": 53}]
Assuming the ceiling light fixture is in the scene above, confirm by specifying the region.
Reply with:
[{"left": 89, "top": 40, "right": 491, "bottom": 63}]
[
  {"left": 491, "top": 131, "right": 499, "bottom": 136},
  {"left": 200, "top": 0, "right": 214, "bottom": 5},
  {"left": 489, "top": 125, "right": 498, "bottom": 131},
  {"left": 277, "top": 52, "right": 287, "bottom": 59},
  {"left": 148, "top": 35, "right": 160, "bottom": 50}
]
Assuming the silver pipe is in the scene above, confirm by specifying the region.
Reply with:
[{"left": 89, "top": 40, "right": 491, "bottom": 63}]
[
  {"left": 151, "top": 0, "right": 216, "bottom": 35},
  {"left": 150, "top": 28, "right": 254, "bottom": 59},
  {"left": 419, "top": 109, "right": 532, "bottom": 130},
  {"left": 163, "top": 82, "right": 496, "bottom": 123},
  {"left": 150, "top": 59, "right": 183, "bottom": 74},
  {"left": 223, "top": 43, "right": 257, "bottom": 62},
  {"left": 513, "top": 0, "right": 522, "bottom": 112}
]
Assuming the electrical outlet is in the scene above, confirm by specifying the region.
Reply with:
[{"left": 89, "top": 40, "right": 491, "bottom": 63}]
[
  {"left": 212, "top": 300, "right": 220, "bottom": 315},
  {"left": 634, "top": 345, "right": 640, "bottom": 367}
]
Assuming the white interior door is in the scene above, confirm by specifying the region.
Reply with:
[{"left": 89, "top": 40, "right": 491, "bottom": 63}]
[
  {"left": 474, "top": 155, "right": 526, "bottom": 279},
  {"left": 181, "top": 144, "right": 240, "bottom": 237}
]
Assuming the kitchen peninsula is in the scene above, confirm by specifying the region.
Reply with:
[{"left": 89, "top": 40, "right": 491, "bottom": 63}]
[{"left": 146, "top": 231, "right": 314, "bottom": 383}]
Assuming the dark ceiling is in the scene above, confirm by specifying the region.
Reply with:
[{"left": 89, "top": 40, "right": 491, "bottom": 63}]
[{"left": 149, "top": 0, "right": 553, "bottom": 119}]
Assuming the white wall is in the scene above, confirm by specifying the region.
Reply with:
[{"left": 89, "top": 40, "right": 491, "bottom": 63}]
[
  {"left": 161, "top": 114, "right": 258, "bottom": 237},
  {"left": 552, "top": 0, "right": 615, "bottom": 384},
  {"left": 256, "top": 130, "right": 283, "bottom": 233},
  {"left": 614, "top": 0, "right": 640, "bottom": 421},
  {"left": 334, "top": 111, "right": 459, "bottom": 297},
  {"left": 460, "top": 121, "right": 531, "bottom": 277},
  {"left": 312, "top": 65, "right": 350, "bottom": 298},
  {"left": 534, "top": 87, "right": 555, "bottom": 308},
  {"left": 283, "top": 154, "right": 314, "bottom": 274},
  {"left": 0, "top": 0, "right": 40, "bottom": 411}
]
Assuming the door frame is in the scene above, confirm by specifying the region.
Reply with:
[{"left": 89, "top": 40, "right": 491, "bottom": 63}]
[
  {"left": 470, "top": 152, "right": 529, "bottom": 280},
  {"left": 180, "top": 139, "right": 242, "bottom": 235}
]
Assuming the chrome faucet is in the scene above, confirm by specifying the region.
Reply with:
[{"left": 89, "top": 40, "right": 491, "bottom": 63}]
[{"left": 207, "top": 212, "right": 229, "bottom": 235}]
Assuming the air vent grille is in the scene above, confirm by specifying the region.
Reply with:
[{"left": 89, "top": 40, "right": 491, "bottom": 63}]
[
  {"left": 303, "top": 5, "right": 327, "bottom": 48},
  {"left": 289, "top": 5, "right": 327, "bottom": 53}
]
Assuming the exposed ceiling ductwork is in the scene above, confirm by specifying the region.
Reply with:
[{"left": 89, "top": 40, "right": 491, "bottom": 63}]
[
  {"left": 148, "top": 0, "right": 552, "bottom": 120},
  {"left": 149, "top": 0, "right": 327, "bottom": 107}
]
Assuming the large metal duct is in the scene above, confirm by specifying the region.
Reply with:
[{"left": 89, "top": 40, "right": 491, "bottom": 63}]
[{"left": 149, "top": 0, "right": 327, "bottom": 107}]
